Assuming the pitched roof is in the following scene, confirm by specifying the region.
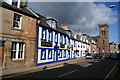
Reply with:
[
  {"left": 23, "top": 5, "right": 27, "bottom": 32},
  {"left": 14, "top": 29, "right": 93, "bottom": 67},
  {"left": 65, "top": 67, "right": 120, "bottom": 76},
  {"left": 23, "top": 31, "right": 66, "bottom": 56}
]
[{"left": 1, "top": 2, "right": 38, "bottom": 19}]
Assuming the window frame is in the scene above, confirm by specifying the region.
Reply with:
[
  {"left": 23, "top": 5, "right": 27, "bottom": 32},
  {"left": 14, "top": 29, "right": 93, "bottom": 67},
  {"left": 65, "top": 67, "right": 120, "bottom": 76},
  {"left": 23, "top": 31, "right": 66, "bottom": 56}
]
[
  {"left": 58, "top": 50, "right": 62, "bottom": 58},
  {"left": 103, "top": 40, "right": 105, "bottom": 45},
  {"left": 13, "top": 13, "right": 22, "bottom": 29},
  {"left": 55, "top": 32, "right": 58, "bottom": 43},
  {"left": 68, "top": 38, "right": 70, "bottom": 46},
  {"left": 64, "top": 36, "right": 66, "bottom": 44},
  {"left": 41, "top": 49, "right": 46, "bottom": 60},
  {"left": 48, "top": 30, "right": 53, "bottom": 42},
  {"left": 11, "top": 42, "right": 25, "bottom": 60},
  {"left": 60, "top": 34, "right": 63, "bottom": 44},
  {"left": 63, "top": 50, "right": 66, "bottom": 58},
  {"left": 41, "top": 28, "right": 47, "bottom": 41},
  {"left": 48, "top": 49, "right": 52, "bottom": 59}
]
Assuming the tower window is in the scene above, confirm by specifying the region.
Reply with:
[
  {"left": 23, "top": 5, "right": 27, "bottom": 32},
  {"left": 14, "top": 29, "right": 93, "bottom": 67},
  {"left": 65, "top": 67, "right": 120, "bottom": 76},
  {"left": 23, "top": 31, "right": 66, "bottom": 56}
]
[
  {"left": 102, "top": 31, "right": 105, "bottom": 35},
  {"left": 104, "top": 31, "right": 105, "bottom": 35},
  {"left": 103, "top": 40, "right": 104, "bottom": 45}
]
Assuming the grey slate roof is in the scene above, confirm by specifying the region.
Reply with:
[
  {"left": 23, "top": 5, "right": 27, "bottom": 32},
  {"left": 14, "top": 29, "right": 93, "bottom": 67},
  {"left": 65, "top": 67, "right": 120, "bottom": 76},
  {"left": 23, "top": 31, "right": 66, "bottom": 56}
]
[{"left": 1, "top": 2, "right": 38, "bottom": 19}]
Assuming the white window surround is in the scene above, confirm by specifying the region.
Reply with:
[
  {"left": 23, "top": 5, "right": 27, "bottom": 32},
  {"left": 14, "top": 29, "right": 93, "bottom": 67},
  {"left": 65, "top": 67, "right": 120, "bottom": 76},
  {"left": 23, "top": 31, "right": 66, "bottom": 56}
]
[{"left": 11, "top": 42, "right": 25, "bottom": 60}]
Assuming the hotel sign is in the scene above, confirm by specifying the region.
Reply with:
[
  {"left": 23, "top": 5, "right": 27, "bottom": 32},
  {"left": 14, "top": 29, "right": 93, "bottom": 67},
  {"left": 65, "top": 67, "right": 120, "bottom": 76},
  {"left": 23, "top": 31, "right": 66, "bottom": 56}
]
[
  {"left": 41, "top": 41, "right": 52, "bottom": 47},
  {"left": 0, "top": 37, "right": 24, "bottom": 42},
  {"left": 60, "top": 44, "right": 65, "bottom": 48}
]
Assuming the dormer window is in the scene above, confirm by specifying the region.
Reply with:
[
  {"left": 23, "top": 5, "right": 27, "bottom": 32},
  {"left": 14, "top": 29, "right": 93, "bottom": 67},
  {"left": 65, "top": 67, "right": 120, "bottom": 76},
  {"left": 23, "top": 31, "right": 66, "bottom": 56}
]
[
  {"left": 12, "top": 0, "right": 21, "bottom": 8},
  {"left": 45, "top": 18, "right": 57, "bottom": 29},
  {"left": 12, "top": 0, "right": 18, "bottom": 6},
  {"left": 4, "top": 0, "right": 21, "bottom": 8}
]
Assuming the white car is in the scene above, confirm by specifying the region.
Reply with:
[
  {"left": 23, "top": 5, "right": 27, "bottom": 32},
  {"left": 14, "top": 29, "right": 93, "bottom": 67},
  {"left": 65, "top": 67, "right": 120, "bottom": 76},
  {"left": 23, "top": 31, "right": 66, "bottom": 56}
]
[{"left": 85, "top": 53, "right": 93, "bottom": 59}]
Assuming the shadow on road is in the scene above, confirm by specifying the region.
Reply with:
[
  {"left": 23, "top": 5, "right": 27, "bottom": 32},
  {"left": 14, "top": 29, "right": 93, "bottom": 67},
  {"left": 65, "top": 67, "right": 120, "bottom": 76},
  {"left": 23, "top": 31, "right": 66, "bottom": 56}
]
[
  {"left": 2, "top": 58, "right": 116, "bottom": 80},
  {"left": 113, "top": 59, "right": 120, "bottom": 80}
]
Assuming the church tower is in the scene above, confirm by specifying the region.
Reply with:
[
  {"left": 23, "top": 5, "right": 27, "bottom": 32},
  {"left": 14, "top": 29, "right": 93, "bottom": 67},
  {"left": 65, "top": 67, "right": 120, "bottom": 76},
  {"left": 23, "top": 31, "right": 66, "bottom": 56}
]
[{"left": 98, "top": 24, "right": 109, "bottom": 53}]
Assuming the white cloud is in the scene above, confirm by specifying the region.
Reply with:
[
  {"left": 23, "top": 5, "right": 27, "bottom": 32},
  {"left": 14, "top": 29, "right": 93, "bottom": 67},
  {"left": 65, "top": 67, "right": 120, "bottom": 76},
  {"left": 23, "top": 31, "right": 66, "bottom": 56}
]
[{"left": 28, "top": 2, "right": 118, "bottom": 36}]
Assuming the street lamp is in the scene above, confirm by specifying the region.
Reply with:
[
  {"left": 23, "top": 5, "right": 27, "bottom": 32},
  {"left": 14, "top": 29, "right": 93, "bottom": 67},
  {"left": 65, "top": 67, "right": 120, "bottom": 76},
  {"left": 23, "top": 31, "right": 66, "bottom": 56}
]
[
  {"left": 109, "top": 5, "right": 116, "bottom": 8},
  {"left": 109, "top": 2, "right": 120, "bottom": 53}
]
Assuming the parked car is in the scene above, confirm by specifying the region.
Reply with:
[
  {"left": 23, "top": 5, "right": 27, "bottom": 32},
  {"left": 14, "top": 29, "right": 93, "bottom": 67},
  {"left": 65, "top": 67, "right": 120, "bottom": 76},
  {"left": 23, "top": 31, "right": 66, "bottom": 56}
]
[
  {"left": 93, "top": 53, "right": 102, "bottom": 59},
  {"left": 111, "top": 53, "right": 119, "bottom": 60},
  {"left": 104, "top": 53, "right": 111, "bottom": 58},
  {"left": 85, "top": 53, "right": 94, "bottom": 59}
]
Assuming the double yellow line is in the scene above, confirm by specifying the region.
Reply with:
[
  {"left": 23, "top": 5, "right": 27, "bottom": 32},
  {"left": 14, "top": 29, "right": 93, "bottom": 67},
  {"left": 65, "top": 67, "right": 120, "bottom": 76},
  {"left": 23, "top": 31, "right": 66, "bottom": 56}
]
[{"left": 0, "top": 59, "right": 84, "bottom": 79}]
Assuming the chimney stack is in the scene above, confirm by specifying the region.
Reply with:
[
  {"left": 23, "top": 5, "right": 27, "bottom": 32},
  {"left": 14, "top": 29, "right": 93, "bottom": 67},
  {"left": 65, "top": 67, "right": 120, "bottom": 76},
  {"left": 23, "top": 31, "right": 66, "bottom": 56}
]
[{"left": 61, "top": 23, "right": 69, "bottom": 30}]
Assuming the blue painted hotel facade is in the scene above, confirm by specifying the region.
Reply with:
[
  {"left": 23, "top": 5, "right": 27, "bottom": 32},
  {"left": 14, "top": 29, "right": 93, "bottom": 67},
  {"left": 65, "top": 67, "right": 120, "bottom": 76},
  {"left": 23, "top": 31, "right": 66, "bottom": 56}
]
[{"left": 36, "top": 18, "right": 92, "bottom": 66}]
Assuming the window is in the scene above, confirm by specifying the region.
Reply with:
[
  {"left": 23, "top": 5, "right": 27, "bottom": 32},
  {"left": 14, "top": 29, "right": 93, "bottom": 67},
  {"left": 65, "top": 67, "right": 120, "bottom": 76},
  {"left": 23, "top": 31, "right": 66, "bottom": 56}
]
[
  {"left": 12, "top": 0, "right": 21, "bottom": 8},
  {"left": 48, "top": 30, "right": 53, "bottom": 42},
  {"left": 68, "top": 50, "right": 70, "bottom": 58},
  {"left": 55, "top": 32, "right": 58, "bottom": 43},
  {"left": 66, "top": 37, "right": 68, "bottom": 45},
  {"left": 48, "top": 50, "right": 52, "bottom": 59},
  {"left": 102, "top": 31, "right": 105, "bottom": 35},
  {"left": 68, "top": 38, "right": 70, "bottom": 45},
  {"left": 64, "top": 36, "right": 66, "bottom": 44},
  {"left": 12, "top": 0, "right": 18, "bottom": 6},
  {"left": 74, "top": 51, "right": 76, "bottom": 57},
  {"left": 11, "top": 42, "right": 25, "bottom": 60},
  {"left": 83, "top": 46, "right": 85, "bottom": 48},
  {"left": 60, "top": 34, "right": 63, "bottom": 44},
  {"left": 41, "top": 49, "right": 46, "bottom": 60},
  {"left": 13, "top": 13, "right": 22, "bottom": 29},
  {"left": 103, "top": 40, "right": 104, "bottom": 45},
  {"left": 46, "top": 20, "right": 56, "bottom": 29},
  {"left": 63, "top": 50, "right": 66, "bottom": 58},
  {"left": 58, "top": 50, "right": 62, "bottom": 58},
  {"left": 41, "top": 28, "right": 46, "bottom": 40},
  {"left": 74, "top": 41, "right": 76, "bottom": 47},
  {"left": 104, "top": 31, "right": 105, "bottom": 35}
]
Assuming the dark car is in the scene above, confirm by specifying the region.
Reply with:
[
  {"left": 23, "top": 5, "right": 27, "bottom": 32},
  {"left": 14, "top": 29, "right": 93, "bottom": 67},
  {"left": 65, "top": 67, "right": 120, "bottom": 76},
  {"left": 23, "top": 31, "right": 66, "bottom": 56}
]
[
  {"left": 104, "top": 53, "right": 111, "bottom": 58},
  {"left": 93, "top": 53, "right": 102, "bottom": 59},
  {"left": 111, "top": 53, "right": 119, "bottom": 60}
]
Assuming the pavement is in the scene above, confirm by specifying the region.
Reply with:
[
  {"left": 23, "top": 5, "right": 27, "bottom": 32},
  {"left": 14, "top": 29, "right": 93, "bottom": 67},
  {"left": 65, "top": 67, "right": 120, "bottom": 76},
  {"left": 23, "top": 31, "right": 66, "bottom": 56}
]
[{"left": 0, "top": 57, "right": 85, "bottom": 78}]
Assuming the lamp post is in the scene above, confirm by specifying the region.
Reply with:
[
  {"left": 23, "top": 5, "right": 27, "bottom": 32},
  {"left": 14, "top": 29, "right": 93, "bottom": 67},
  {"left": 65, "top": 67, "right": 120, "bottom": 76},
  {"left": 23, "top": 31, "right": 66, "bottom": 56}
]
[{"left": 109, "top": 2, "right": 120, "bottom": 53}]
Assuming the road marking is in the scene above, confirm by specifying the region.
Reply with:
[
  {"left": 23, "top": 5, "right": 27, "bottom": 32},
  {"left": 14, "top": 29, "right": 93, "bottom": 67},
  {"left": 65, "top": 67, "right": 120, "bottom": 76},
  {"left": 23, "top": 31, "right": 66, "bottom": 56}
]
[
  {"left": 84, "top": 64, "right": 92, "bottom": 67},
  {"left": 104, "top": 61, "right": 118, "bottom": 80},
  {"left": 1, "top": 64, "right": 64, "bottom": 79},
  {"left": 58, "top": 69, "right": 79, "bottom": 78}
]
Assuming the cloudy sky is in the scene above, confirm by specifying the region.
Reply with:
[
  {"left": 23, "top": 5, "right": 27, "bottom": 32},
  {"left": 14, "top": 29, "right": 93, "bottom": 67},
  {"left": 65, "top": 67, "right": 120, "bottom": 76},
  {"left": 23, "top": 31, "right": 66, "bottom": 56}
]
[{"left": 28, "top": 2, "right": 119, "bottom": 43}]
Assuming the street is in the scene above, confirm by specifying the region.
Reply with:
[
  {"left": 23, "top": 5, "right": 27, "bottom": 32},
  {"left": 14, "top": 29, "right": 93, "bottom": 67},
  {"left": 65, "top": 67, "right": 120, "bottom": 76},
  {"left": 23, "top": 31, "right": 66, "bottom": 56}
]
[{"left": 2, "top": 58, "right": 119, "bottom": 80}]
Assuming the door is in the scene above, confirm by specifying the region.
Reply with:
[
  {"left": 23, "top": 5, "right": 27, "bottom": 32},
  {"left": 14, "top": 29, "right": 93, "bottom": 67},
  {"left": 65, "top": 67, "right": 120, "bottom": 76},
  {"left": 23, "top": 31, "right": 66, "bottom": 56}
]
[{"left": 0, "top": 41, "right": 5, "bottom": 69}]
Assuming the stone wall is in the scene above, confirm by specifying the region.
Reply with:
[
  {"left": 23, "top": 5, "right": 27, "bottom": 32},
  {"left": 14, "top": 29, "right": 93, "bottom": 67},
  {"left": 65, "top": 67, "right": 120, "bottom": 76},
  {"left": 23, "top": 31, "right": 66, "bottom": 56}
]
[{"left": 1, "top": 7, "right": 37, "bottom": 69}]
